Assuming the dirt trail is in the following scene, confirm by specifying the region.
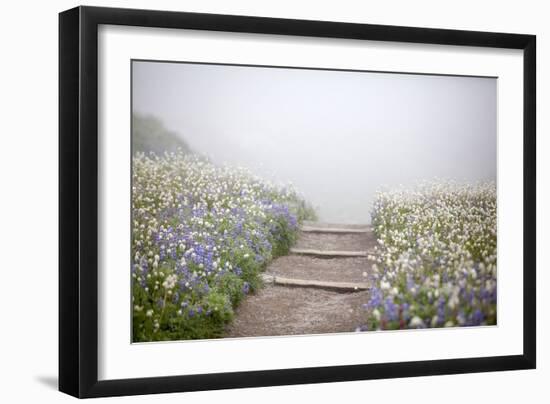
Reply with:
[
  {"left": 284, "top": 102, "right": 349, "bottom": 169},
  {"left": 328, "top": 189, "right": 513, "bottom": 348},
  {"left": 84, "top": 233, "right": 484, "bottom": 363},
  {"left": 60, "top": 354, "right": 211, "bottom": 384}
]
[{"left": 224, "top": 224, "right": 378, "bottom": 338}]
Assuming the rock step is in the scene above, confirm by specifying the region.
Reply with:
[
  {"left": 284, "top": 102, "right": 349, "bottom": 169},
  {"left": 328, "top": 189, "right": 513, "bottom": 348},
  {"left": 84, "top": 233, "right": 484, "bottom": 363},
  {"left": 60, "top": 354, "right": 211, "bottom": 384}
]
[
  {"left": 290, "top": 248, "right": 368, "bottom": 258},
  {"left": 261, "top": 274, "right": 369, "bottom": 292},
  {"left": 267, "top": 255, "right": 371, "bottom": 284},
  {"left": 301, "top": 225, "right": 370, "bottom": 234},
  {"left": 303, "top": 221, "right": 370, "bottom": 229}
]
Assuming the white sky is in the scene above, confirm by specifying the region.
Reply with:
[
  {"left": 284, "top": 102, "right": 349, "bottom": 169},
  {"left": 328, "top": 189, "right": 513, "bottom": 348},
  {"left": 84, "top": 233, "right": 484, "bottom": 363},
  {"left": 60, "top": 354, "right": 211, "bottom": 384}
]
[{"left": 132, "top": 61, "right": 496, "bottom": 224}]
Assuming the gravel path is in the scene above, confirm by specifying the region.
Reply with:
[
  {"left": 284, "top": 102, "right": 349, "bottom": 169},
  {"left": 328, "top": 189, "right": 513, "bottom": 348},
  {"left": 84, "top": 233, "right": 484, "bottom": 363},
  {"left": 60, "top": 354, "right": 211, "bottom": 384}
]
[
  {"left": 224, "top": 286, "right": 370, "bottom": 337},
  {"left": 224, "top": 225, "right": 377, "bottom": 338},
  {"left": 295, "top": 231, "right": 377, "bottom": 252}
]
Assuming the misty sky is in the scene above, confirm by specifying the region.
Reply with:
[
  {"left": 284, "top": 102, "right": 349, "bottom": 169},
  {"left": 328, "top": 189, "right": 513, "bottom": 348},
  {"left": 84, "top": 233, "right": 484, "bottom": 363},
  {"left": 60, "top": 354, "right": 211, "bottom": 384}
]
[{"left": 132, "top": 61, "right": 497, "bottom": 224}]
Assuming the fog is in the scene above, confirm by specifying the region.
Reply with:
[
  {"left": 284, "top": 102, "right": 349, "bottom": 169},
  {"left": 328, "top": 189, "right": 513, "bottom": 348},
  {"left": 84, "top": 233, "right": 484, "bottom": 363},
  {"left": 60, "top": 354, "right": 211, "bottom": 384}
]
[{"left": 132, "top": 61, "right": 496, "bottom": 224}]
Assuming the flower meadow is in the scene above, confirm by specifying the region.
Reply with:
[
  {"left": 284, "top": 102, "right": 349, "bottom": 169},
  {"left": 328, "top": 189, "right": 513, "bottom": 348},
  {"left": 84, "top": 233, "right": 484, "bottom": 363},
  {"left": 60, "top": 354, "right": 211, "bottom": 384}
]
[
  {"left": 132, "top": 151, "right": 316, "bottom": 342},
  {"left": 360, "top": 181, "right": 497, "bottom": 331}
]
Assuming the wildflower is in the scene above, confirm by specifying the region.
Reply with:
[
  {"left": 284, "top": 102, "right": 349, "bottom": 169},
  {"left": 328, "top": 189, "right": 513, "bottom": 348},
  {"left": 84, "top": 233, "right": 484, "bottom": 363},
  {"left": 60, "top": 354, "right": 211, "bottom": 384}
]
[
  {"left": 409, "top": 316, "right": 425, "bottom": 328},
  {"left": 242, "top": 282, "right": 250, "bottom": 294}
]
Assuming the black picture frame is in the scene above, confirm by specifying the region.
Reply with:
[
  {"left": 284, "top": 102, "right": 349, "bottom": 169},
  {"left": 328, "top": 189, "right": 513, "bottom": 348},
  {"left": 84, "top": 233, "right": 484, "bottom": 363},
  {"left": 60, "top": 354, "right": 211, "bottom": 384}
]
[{"left": 59, "top": 5, "right": 536, "bottom": 398}]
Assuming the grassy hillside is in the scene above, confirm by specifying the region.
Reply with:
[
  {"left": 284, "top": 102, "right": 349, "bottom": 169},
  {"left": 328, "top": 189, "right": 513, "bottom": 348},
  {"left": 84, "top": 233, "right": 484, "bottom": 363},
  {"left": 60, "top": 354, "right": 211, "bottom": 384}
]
[{"left": 132, "top": 114, "right": 191, "bottom": 155}]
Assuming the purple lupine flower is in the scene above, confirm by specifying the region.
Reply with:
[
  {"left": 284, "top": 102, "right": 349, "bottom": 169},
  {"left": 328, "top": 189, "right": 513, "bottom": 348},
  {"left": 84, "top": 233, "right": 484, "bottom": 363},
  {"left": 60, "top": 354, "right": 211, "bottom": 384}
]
[{"left": 242, "top": 282, "right": 250, "bottom": 295}]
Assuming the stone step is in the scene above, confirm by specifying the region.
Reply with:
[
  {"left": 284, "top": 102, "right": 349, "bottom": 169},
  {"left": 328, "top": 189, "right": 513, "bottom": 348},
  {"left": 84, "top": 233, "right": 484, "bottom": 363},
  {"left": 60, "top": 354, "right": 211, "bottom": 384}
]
[
  {"left": 290, "top": 248, "right": 369, "bottom": 258},
  {"left": 300, "top": 225, "right": 370, "bottom": 234},
  {"left": 261, "top": 274, "right": 369, "bottom": 292}
]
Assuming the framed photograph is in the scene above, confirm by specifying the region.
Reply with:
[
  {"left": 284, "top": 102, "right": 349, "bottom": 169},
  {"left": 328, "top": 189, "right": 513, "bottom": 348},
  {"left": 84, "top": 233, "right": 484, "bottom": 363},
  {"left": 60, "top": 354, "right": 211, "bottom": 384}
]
[{"left": 59, "top": 6, "right": 536, "bottom": 398}]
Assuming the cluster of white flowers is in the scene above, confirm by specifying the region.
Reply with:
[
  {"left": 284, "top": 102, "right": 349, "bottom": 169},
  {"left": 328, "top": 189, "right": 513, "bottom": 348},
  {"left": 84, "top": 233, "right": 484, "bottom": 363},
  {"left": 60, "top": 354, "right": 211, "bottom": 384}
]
[{"left": 361, "top": 180, "right": 497, "bottom": 331}]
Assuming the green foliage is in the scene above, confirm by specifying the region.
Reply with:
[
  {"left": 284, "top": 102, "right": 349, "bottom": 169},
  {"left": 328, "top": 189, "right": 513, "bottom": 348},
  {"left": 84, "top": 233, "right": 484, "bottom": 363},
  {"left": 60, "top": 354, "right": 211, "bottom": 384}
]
[
  {"left": 215, "top": 272, "right": 245, "bottom": 306},
  {"left": 295, "top": 200, "right": 318, "bottom": 223}
]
